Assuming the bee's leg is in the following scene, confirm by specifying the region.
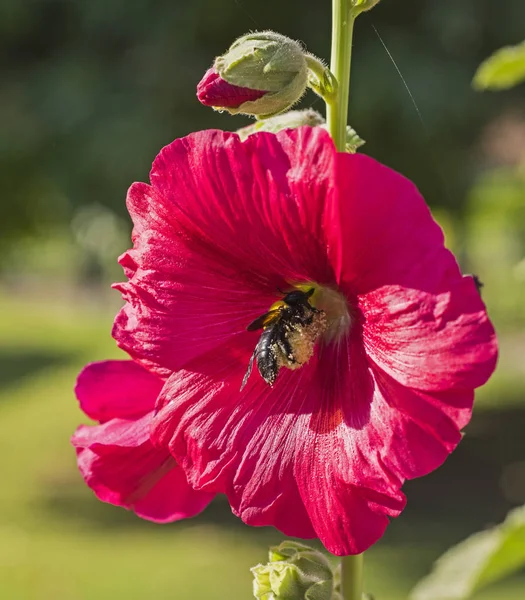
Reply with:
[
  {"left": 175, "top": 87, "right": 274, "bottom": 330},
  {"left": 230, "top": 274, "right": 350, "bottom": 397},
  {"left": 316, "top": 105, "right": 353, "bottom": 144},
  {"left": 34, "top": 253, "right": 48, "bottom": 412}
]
[
  {"left": 277, "top": 336, "right": 296, "bottom": 364},
  {"left": 274, "top": 323, "right": 296, "bottom": 364}
]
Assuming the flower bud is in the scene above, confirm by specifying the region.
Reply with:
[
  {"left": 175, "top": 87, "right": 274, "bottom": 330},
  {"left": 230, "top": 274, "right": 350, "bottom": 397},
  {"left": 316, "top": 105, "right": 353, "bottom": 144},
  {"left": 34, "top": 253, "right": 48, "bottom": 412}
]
[
  {"left": 197, "top": 31, "right": 309, "bottom": 118},
  {"left": 252, "top": 541, "right": 339, "bottom": 600},
  {"left": 236, "top": 109, "right": 325, "bottom": 141}
]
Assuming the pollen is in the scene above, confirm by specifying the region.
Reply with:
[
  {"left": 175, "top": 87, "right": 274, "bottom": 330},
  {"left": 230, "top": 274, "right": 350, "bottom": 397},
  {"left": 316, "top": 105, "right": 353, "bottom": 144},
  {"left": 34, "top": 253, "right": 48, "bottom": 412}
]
[
  {"left": 311, "top": 285, "right": 351, "bottom": 343},
  {"left": 275, "top": 310, "right": 328, "bottom": 370}
]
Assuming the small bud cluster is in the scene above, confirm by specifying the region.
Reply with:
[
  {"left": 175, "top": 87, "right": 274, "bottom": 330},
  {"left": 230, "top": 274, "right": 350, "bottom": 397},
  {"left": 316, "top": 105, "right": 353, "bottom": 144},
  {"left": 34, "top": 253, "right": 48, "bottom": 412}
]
[{"left": 251, "top": 541, "right": 342, "bottom": 600}]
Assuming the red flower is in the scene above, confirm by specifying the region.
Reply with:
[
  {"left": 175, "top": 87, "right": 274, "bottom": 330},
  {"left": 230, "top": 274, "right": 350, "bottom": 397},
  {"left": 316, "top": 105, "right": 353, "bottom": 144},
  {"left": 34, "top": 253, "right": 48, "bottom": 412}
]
[
  {"left": 113, "top": 127, "right": 497, "bottom": 555},
  {"left": 72, "top": 360, "right": 214, "bottom": 522},
  {"left": 197, "top": 67, "right": 267, "bottom": 109}
]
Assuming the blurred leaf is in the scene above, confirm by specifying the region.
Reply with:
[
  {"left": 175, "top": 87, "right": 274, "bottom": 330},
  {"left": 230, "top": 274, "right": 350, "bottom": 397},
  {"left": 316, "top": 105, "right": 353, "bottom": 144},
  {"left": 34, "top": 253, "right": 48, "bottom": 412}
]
[
  {"left": 473, "top": 41, "right": 525, "bottom": 90},
  {"left": 410, "top": 504, "right": 525, "bottom": 600}
]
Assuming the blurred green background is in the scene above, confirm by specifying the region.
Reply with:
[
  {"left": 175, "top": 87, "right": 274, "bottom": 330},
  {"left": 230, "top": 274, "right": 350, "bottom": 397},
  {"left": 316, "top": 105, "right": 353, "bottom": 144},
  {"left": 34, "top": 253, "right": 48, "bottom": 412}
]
[{"left": 1, "top": 1, "right": 525, "bottom": 598}]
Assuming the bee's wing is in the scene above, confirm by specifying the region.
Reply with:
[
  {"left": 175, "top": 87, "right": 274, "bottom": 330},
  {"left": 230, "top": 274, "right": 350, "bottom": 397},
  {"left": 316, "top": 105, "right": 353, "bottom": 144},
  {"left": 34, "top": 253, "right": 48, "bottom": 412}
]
[
  {"left": 240, "top": 352, "right": 255, "bottom": 391},
  {"left": 246, "top": 308, "right": 281, "bottom": 331}
]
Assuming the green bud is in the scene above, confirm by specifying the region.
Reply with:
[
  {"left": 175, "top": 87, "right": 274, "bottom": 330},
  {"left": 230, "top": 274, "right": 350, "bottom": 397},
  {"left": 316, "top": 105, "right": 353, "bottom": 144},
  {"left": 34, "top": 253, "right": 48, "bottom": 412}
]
[
  {"left": 252, "top": 541, "right": 339, "bottom": 600},
  {"left": 236, "top": 109, "right": 325, "bottom": 141},
  {"left": 215, "top": 31, "right": 309, "bottom": 118},
  {"left": 350, "top": 0, "right": 381, "bottom": 15}
]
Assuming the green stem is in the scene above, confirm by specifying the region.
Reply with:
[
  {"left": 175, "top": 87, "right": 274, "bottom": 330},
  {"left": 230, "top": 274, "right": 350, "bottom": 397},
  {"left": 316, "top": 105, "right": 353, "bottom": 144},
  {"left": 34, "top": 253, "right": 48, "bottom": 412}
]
[
  {"left": 341, "top": 553, "right": 364, "bottom": 600},
  {"left": 326, "top": 0, "right": 356, "bottom": 151},
  {"left": 328, "top": 4, "right": 365, "bottom": 598}
]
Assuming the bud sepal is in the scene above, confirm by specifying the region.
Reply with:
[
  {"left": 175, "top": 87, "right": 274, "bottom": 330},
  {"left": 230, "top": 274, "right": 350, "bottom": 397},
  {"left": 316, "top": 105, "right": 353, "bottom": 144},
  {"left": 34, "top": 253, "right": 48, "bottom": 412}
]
[{"left": 236, "top": 109, "right": 325, "bottom": 141}]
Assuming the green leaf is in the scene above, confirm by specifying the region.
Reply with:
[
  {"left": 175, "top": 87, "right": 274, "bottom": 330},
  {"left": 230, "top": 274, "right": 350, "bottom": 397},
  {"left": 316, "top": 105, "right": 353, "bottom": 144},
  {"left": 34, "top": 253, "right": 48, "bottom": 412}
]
[
  {"left": 345, "top": 126, "right": 365, "bottom": 154},
  {"left": 410, "top": 504, "right": 525, "bottom": 600},
  {"left": 473, "top": 41, "right": 525, "bottom": 90}
]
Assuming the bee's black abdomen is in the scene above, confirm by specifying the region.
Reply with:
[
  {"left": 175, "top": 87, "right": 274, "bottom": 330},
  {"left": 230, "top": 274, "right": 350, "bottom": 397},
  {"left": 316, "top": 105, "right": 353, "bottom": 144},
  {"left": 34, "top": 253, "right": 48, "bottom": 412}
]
[
  {"left": 255, "top": 328, "right": 279, "bottom": 385},
  {"left": 257, "top": 350, "right": 278, "bottom": 385}
]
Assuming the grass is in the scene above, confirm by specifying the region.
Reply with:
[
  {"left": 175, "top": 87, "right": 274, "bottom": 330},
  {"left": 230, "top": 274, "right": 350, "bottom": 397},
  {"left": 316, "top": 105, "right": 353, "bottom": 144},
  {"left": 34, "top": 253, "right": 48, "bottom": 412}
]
[{"left": 0, "top": 290, "right": 524, "bottom": 599}]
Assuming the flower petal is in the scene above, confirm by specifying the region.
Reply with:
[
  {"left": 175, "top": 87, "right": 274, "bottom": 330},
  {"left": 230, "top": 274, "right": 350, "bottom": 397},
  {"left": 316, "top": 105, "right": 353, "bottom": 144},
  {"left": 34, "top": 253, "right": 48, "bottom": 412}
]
[
  {"left": 197, "top": 67, "right": 267, "bottom": 108},
  {"left": 324, "top": 152, "right": 497, "bottom": 391},
  {"left": 328, "top": 152, "right": 455, "bottom": 295},
  {"left": 150, "top": 127, "right": 336, "bottom": 285},
  {"left": 113, "top": 127, "right": 338, "bottom": 375},
  {"left": 72, "top": 414, "right": 213, "bottom": 522},
  {"left": 292, "top": 341, "right": 472, "bottom": 555},
  {"left": 75, "top": 360, "right": 163, "bottom": 422},
  {"left": 361, "top": 280, "right": 498, "bottom": 392},
  {"left": 291, "top": 336, "right": 404, "bottom": 556}
]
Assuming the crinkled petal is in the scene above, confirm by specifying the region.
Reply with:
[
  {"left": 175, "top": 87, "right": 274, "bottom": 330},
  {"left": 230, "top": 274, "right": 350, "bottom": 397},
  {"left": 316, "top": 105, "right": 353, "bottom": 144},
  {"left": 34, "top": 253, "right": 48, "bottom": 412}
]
[
  {"left": 361, "top": 281, "right": 498, "bottom": 392},
  {"left": 323, "top": 152, "right": 497, "bottom": 391},
  {"left": 72, "top": 414, "right": 213, "bottom": 522},
  {"left": 150, "top": 127, "right": 336, "bottom": 285},
  {"left": 113, "top": 127, "right": 338, "bottom": 375},
  {"left": 75, "top": 360, "right": 163, "bottom": 422}
]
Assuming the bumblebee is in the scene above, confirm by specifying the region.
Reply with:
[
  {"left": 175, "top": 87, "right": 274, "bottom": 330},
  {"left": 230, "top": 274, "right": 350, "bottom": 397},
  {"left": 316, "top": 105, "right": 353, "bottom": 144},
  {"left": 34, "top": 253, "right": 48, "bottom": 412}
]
[{"left": 241, "top": 288, "right": 327, "bottom": 390}]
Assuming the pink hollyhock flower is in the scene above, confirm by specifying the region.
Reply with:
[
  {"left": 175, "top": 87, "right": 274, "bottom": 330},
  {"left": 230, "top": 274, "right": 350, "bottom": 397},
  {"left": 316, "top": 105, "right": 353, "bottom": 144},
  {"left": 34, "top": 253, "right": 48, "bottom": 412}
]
[
  {"left": 113, "top": 126, "right": 497, "bottom": 555},
  {"left": 197, "top": 67, "right": 267, "bottom": 109},
  {"left": 72, "top": 359, "right": 214, "bottom": 522}
]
